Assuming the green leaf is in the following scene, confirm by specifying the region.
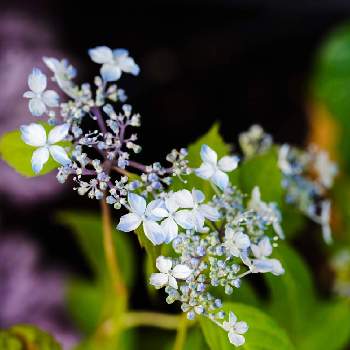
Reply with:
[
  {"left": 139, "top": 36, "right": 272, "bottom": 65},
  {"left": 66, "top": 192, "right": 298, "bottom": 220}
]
[
  {"left": 135, "top": 226, "right": 160, "bottom": 266},
  {"left": 66, "top": 279, "right": 104, "bottom": 334},
  {"left": 0, "top": 124, "right": 70, "bottom": 177},
  {"left": 200, "top": 302, "right": 295, "bottom": 350},
  {"left": 238, "top": 147, "right": 283, "bottom": 205},
  {"left": 265, "top": 243, "right": 316, "bottom": 342},
  {"left": 169, "top": 122, "right": 231, "bottom": 197},
  {"left": 58, "top": 211, "right": 135, "bottom": 287},
  {"left": 298, "top": 300, "right": 350, "bottom": 350},
  {"left": 0, "top": 325, "right": 62, "bottom": 349}
]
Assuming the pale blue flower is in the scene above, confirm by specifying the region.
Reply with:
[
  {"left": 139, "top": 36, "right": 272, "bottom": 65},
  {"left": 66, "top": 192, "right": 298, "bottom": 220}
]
[
  {"left": 23, "top": 68, "right": 59, "bottom": 117},
  {"left": 117, "top": 193, "right": 165, "bottom": 245},
  {"left": 195, "top": 144, "right": 239, "bottom": 190},
  {"left": 20, "top": 123, "right": 71, "bottom": 174},
  {"left": 149, "top": 256, "right": 192, "bottom": 289},
  {"left": 88, "top": 46, "right": 140, "bottom": 82},
  {"left": 223, "top": 312, "right": 248, "bottom": 347}
]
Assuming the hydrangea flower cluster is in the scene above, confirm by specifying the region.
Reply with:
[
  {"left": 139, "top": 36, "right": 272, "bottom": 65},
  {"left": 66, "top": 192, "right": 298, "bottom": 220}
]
[
  {"left": 18, "top": 47, "right": 334, "bottom": 347},
  {"left": 239, "top": 125, "right": 337, "bottom": 244}
]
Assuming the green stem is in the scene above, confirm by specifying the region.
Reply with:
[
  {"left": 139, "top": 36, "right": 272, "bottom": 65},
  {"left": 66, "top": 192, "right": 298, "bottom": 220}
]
[
  {"left": 173, "top": 313, "right": 189, "bottom": 350},
  {"left": 123, "top": 312, "right": 182, "bottom": 330}
]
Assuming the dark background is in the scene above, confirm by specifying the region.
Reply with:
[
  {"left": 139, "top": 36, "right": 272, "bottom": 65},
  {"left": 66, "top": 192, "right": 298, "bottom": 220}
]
[{"left": 0, "top": 0, "right": 349, "bottom": 345}]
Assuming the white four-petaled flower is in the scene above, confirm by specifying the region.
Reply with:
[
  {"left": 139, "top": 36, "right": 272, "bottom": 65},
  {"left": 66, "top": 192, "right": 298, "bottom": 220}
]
[
  {"left": 223, "top": 312, "right": 248, "bottom": 347},
  {"left": 149, "top": 256, "right": 192, "bottom": 289},
  {"left": 23, "top": 68, "right": 59, "bottom": 117},
  {"left": 117, "top": 193, "right": 165, "bottom": 245},
  {"left": 224, "top": 227, "right": 250, "bottom": 257},
  {"left": 88, "top": 46, "right": 140, "bottom": 82},
  {"left": 173, "top": 189, "right": 221, "bottom": 232},
  {"left": 195, "top": 144, "right": 238, "bottom": 190},
  {"left": 20, "top": 123, "right": 71, "bottom": 174}
]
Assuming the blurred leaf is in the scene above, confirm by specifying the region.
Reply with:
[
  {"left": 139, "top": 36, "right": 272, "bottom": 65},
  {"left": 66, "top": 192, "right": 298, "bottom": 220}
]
[
  {"left": 164, "top": 327, "right": 209, "bottom": 350},
  {"left": 170, "top": 123, "right": 231, "bottom": 196},
  {"left": 200, "top": 302, "right": 294, "bottom": 350},
  {"left": 279, "top": 203, "right": 306, "bottom": 239},
  {"left": 0, "top": 124, "right": 70, "bottom": 177},
  {"left": 238, "top": 147, "right": 283, "bottom": 205},
  {"left": 58, "top": 211, "right": 135, "bottom": 287},
  {"left": 134, "top": 226, "right": 159, "bottom": 266},
  {"left": 0, "top": 325, "right": 62, "bottom": 349},
  {"left": 298, "top": 300, "right": 350, "bottom": 350},
  {"left": 265, "top": 243, "right": 316, "bottom": 342},
  {"left": 66, "top": 279, "right": 104, "bottom": 334}
]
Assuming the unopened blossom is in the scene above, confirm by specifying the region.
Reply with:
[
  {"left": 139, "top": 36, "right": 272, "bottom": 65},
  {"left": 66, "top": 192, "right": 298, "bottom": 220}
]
[
  {"left": 173, "top": 189, "right": 220, "bottom": 231},
  {"left": 20, "top": 123, "right": 71, "bottom": 174},
  {"left": 117, "top": 193, "right": 165, "bottom": 245},
  {"left": 23, "top": 68, "right": 59, "bottom": 116},
  {"left": 249, "top": 237, "right": 284, "bottom": 276},
  {"left": 150, "top": 256, "right": 192, "bottom": 289},
  {"left": 222, "top": 312, "right": 248, "bottom": 347},
  {"left": 88, "top": 46, "right": 140, "bottom": 82},
  {"left": 224, "top": 227, "right": 250, "bottom": 257},
  {"left": 195, "top": 144, "right": 239, "bottom": 190}
]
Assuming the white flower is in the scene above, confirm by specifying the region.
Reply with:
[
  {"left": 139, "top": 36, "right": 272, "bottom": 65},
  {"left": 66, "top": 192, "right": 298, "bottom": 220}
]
[
  {"left": 20, "top": 123, "right": 71, "bottom": 174},
  {"left": 248, "top": 187, "right": 284, "bottom": 239},
  {"left": 278, "top": 144, "right": 293, "bottom": 175},
  {"left": 23, "top": 68, "right": 59, "bottom": 116},
  {"left": 43, "top": 57, "right": 78, "bottom": 99},
  {"left": 117, "top": 193, "right": 166, "bottom": 245},
  {"left": 313, "top": 150, "right": 337, "bottom": 189},
  {"left": 223, "top": 312, "right": 248, "bottom": 347},
  {"left": 151, "top": 193, "right": 187, "bottom": 243},
  {"left": 224, "top": 227, "right": 250, "bottom": 257},
  {"left": 149, "top": 256, "right": 192, "bottom": 289},
  {"left": 249, "top": 237, "right": 284, "bottom": 276},
  {"left": 173, "top": 189, "right": 220, "bottom": 232},
  {"left": 317, "top": 200, "right": 332, "bottom": 244},
  {"left": 195, "top": 144, "right": 238, "bottom": 190},
  {"left": 88, "top": 46, "right": 140, "bottom": 82}
]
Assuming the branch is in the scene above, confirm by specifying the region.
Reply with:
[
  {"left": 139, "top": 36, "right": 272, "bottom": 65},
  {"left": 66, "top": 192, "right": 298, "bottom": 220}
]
[{"left": 173, "top": 313, "right": 189, "bottom": 350}]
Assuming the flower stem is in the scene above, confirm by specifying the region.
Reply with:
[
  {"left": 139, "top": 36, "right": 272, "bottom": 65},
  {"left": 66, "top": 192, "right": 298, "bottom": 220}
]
[
  {"left": 123, "top": 311, "right": 183, "bottom": 330},
  {"left": 101, "top": 196, "right": 127, "bottom": 299},
  {"left": 173, "top": 313, "right": 189, "bottom": 350}
]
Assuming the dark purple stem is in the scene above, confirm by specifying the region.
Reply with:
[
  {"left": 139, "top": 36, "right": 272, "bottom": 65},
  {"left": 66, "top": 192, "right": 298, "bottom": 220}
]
[
  {"left": 91, "top": 106, "right": 107, "bottom": 134},
  {"left": 128, "top": 160, "right": 149, "bottom": 173}
]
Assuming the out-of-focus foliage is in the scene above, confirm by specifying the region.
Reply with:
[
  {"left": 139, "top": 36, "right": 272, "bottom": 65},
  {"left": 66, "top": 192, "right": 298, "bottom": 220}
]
[
  {"left": 0, "top": 325, "right": 62, "bottom": 349},
  {"left": 199, "top": 302, "right": 295, "bottom": 350}
]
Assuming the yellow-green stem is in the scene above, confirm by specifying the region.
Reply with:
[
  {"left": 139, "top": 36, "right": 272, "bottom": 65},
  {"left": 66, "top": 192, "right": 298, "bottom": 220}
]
[
  {"left": 123, "top": 311, "right": 182, "bottom": 330},
  {"left": 101, "top": 197, "right": 127, "bottom": 299},
  {"left": 173, "top": 313, "right": 189, "bottom": 350}
]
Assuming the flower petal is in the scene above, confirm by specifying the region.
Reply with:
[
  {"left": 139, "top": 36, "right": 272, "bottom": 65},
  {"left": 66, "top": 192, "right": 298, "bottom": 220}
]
[
  {"left": 168, "top": 276, "right": 178, "bottom": 289},
  {"left": 200, "top": 144, "right": 217, "bottom": 165},
  {"left": 258, "top": 237, "right": 272, "bottom": 257},
  {"left": 29, "top": 98, "right": 47, "bottom": 116},
  {"left": 156, "top": 256, "right": 172, "bottom": 274},
  {"left": 174, "top": 210, "right": 194, "bottom": 229},
  {"left": 161, "top": 217, "right": 178, "bottom": 243},
  {"left": 149, "top": 273, "right": 169, "bottom": 289},
  {"left": 48, "top": 124, "right": 69, "bottom": 144},
  {"left": 165, "top": 195, "right": 180, "bottom": 213},
  {"left": 88, "top": 46, "right": 114, "bottom": 64},
  {"left": 49, "top": 145, "right": 71, "bottom": 166},
  {"left": 199, "top": 204, "right": 220, "bottom": 221},
  {"left": 228, "top": 311, "right": 237, "bottom": 325},
  {"left": 117, "top": 213, "right": 142, "bottom": 232},
  {"left": 115, "top": 55, "right": 140, "bottom": 75},
  {"left": 101, "top": 64, "right": 121, "bottom": 82},
  {"left": 43, "top": 90, "right": 59, "bottom": 107},
  {"left": 23, "top": 91, "right": 35, "bottom": 99},
  {"left": 146, "top": 199, "right": 165, "bottom": 220},
  {"left": 31, "top": 146, "right": 49, "bottom": 174},
  {"left": 234, "top": 321, "right": 248, "bottom": 334},
  {"left": 174, "top": 189, "right": 194, "bottom": 208},
  {"left": 228, "top": 332, "right": 245, "bottom": 347},
  {"left": 28, "top": 68, "right": 47, "bottom": 93},
  {"left": 128, "top": 193, "right": 146, "bottom": 216},
  {"left": 20, "top": 123, "right": 47, "bottom": 147},
  {"left": 172, "top": 264, "right": 192, "bottom": 279},
  {"left": 195, "top": 162, "right": 215, "bottom": 179},
  {"left": 218, "top": 155, "right": 239, "bottom": 172},
  {"left": 152, "top": 207, "right": 169, "bottom": 218},
  {"left": 211, "top": 169, "right": 229, "bottom": 190},
  {"left": 143, "top": 221, "right": 166, "bottom": 245},
  {"left": 192, "top": 189, "right": 205, "bottom": 204}
]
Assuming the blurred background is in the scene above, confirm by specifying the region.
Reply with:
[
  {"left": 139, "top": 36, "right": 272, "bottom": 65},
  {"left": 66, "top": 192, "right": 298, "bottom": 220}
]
[{"left": 1, "top": 0, "right": 350, "bottom": 348}]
